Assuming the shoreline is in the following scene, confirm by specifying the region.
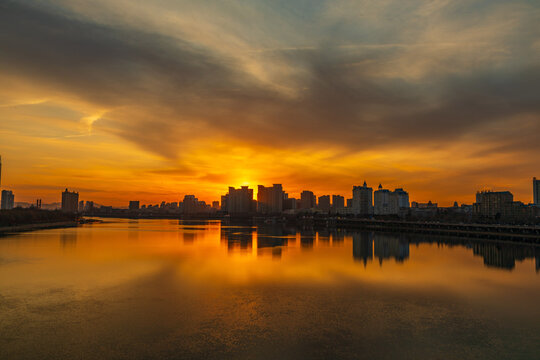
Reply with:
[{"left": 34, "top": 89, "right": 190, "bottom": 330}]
[{"left": 0, "top": 221, "right": 79, "bottom": 235}]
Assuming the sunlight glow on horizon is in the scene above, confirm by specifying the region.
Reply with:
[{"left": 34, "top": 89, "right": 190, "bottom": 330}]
[{"left": 0, "top": 1, "right": 538, "bottom": 206}]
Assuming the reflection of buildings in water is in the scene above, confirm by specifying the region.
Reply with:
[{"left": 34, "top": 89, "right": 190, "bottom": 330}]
[
  {"left": 180, "top": 220, "right": 209, "bottom": 226},
  {"left": 408, "top": 233, "right": 540, "bottom": 272},
  {"left": 352, "top": 232, "right": 373, "bottom": 266},
  {"left": 471, "top": 242, "right": 536, "bottom": 271},
  {"left": 318, "top": 229, "right": 331, "bottom": 244},
  {"left": 60, "top": 231, "right": 77, "bottom": 248},
  {"left": 127, "top": 221, "right": 140, "bottom": 241},
  {"left": 331, "top": 230, "right": 345, "bottom": 246},
  {"left": 257, "top": 235, "right": 287, "bottom": 249},
  {"left": 220, "top": 226, "right": 254, "bottom": 252},
  {"left": 182, "top": 232, "right": 196, "bottom": 244},
  {"left": 257, "top": 246, "right": 283, "bottom": 259},
  {"left": 256, "top": 224, "right": 293, "bottom": 249},
  {"left": 536, "top": 256, "right": 539, "bottom": 272},
  {"left": 300, "top": 229, "right": 315, "bottom": 249},
  {"left": 373, "top": 234, "right": 409, "bottom": 265},
  {"left": 255, "top": 224, "right": 290, "bottom": 259}
]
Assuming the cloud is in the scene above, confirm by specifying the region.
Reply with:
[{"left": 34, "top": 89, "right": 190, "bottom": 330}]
[{"left": 1, "top": 0, "right": 539, "bottom": 204}]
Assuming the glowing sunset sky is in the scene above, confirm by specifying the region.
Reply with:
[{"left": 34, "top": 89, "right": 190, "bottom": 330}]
[{"left": 1, "top": 0, "right": 539, "bottom": 206}]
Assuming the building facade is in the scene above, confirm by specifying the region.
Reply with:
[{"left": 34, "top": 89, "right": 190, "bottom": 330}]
[
  {"left": 318, "top": 195, "right": 331, "bottom": 212},
  {"left": 332, "top": 195, "right": 345, "bottom": 211},
  {"left": 257, "top": 184, "right": 284, "bottom": 214},
  {"left": 393, "top": 188, "right": 410, "bottom": 209},
  {"left": 352, "top": 181, "right": 373, "bottom": 216},
  {"left": 374, "top": 184, "right": 392, "bottom": 215},
  {"left": 534, "top": 177, "right": 540, "bottom": 206},
  {"left": 1, "top": 190, "right": 14, "bottom": 210},
  {"left": 61, "top": 188, "right": 79, "bottom": 213},
  {"left": 474, "top": 191, "right": 513, "bottom": 218},
  {"left": 225, "top": 186, "right": 255, "bottom": 214},
  {"left": 300, "top": 190, "right": 316, "bottom": 210}
]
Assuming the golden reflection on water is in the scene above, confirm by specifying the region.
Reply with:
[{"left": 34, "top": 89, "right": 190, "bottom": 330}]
[
  {"left": 0, "top": 219, "right": 538, "bottom": 293},
  {"left": 1, "top": 219, "right": 540, "bottom": 359}
]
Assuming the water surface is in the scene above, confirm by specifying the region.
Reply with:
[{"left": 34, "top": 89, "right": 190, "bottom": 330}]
[{"left": 1, "top": 219, "right": 539, "bottom": 359}]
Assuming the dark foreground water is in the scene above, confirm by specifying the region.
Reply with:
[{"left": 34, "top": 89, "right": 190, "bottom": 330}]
[{"left": 1, "top": 219, "right": 539, "bottom": 360}]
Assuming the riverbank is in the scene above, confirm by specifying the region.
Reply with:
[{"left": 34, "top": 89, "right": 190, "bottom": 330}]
[
  {"left": 309, "top": 217, "right": 540, "bottom": 243},
  {"left": 0, "top": 221, "right": 79, "bottom": 235}
]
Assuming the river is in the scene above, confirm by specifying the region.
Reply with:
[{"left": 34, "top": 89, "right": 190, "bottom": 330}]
[{"left": 1, "top": 219, "right": 539, "bottom": 359}]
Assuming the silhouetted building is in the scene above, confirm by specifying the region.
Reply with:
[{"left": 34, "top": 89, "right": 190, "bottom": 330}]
[
  {"left": 78, "top": 200, "right": 85, "bottom": 212},
  {"left": 283, "top": 193, "right": 297, "bottom": 211},
  {"left": 332, "top": 195, "right": 345, "bottom": 210},
  {"left": 61, "top": 188, "right": 79, "bottom": 213},
  {"left": 374, "top": 184, "right": 392, "bottom": 215},
  {"left": 221, "top": 195, "right": 228, "bottom": 211},
  {"left": 225, "top": 186, "right": 255, "bottom": 214},
  {"left": 374, "top": 185, "right": 410, "bottom": 215},
  {"left": 1, "top": 190, "right": 14, "bottom": 210},
  {"left": 257, "top": 184, "right": 283, "bottom": 214},
  {"left": 212, "top": 201, "right": 220, "bottom": 210},
  {"left": 182, "top": 195, "right": 200, "bottom": 214},
  {"left": 129, "top": 201, "right": 140, "bottom": 210},
  {"left": 534, "top": 177, "right": 540, "bottom": 206},
  {"left": 84, "top": 201, "right": 94, "bottom": 212},
  {"left": 318, "top": 195, "right": 331, "bottom": 212},
  {"left": 352, "top": 181, "right": 373, "bottom": 216},
  {"left": 300, "top": 190, "right": 316, "bottom": 210},
  {"left": 474, "top": 191, "right": 513, "bottom": 218},
  {"left": 393, "top": 188, "right": 410, "bottom": 209},
  {"left": 411, "top": 201, "right": 438, "bottom": 209}
]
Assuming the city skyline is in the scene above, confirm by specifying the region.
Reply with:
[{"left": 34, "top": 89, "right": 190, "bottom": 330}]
[
  {"left": 2, "top": 164, "right": 539, "bottom": 209},
  {"left": 1, "top": 1, "right": 540, "bottom": 206}
]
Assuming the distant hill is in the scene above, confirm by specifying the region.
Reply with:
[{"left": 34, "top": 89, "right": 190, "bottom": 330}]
[{"left": 14, "top": 202, "right": 62, "bottom": 210}]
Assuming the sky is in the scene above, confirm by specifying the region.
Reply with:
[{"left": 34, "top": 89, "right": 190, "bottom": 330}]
[{"left": 1, "top": 0, "right": 539, "bottom": 206}]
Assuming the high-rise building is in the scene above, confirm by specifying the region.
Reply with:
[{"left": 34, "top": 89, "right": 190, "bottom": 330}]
[
  {"left": 78, "top": 200, "right": 85, "bottom": 212},
  {"left": 129, "top": 201, "right": 140, "bottom": 210},
  {"left": 534, "top": 177, "right": 540, "bottom": 206},
  {"left": 283, "top": 197, "right": 297, "bottom": 211},
  {"left": 1, "top": 190, "right": 14, "bottom": 210},
  {"left": 318, "top": 195, "right": 331, "bottom": 212},
  {"left": 374, "top": 184, "right": 392, "bottom": 215},
  {"left": 300, "top": 190, "right": 316, "bottom": 209},
  {"left": 226, "top": 186, "right": 255, "bottom": 214},
  {"left": 212, "top": 201, "right": 220, "bottom": 210},
  {"left": 332, "top": 195, "right": 345, "bottom": 210},
  {"left": 221, "top": 195, "right": 228, "bottom": 211},
  {"left": 374, "top": 186, "right": 410, "bottom": 215},
  {"left": 182, "top": 195, "right": 199, "bottom": 214},
  {"left": 352, "top": 181, "right": 373, "bottom": 216},
  {"left": 393, "top": 188, "right": 410, "bottom": 209},
  {"left": 257, "top": 184, "right": 283, "bottom": 214},
  {"left": 474, "top": 191, "right": 513, "bottom": 218},
  {"left": 61, "top": 188, "right": 79, "bottom": 213}
]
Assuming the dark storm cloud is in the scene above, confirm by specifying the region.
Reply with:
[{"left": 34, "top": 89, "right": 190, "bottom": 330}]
[{"left": 1, "top": 1, "right": 539, "bottom": 158}]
